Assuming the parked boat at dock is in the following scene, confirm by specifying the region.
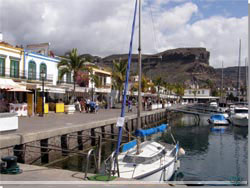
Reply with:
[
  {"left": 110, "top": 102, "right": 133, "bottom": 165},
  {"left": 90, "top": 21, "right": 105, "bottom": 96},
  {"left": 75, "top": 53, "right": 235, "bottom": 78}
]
[
  {"left": 208, "top": 114, "right": 230, "bottom": 126},
  {"left": 230, "top": 106, "right": 248, "bottom": 127},
  {"left": 105, "top": 124, "right": 184, "bottom": 181}
]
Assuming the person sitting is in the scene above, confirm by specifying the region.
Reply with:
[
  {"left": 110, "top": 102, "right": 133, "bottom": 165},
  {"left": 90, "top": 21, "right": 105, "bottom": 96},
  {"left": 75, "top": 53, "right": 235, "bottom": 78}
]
[
  {"left": 74, "top": 99, "right": 82, "bottom": 112},
  {"left": 80, "top": 99, "right": 86, "bottom": 113}
]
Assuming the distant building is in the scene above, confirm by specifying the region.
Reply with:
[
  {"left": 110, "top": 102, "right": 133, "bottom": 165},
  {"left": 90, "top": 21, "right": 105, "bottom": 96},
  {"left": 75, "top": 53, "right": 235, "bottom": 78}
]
[{"left": 183, "top": 88, "right": 219, "bottom": 103}]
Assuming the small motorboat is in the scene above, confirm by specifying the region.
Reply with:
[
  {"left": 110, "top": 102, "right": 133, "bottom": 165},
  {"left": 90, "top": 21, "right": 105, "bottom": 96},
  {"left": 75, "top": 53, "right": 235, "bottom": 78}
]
[
  {"left": 230, "top": 106, "right": 248, "bottom": 127},
  {"left": 208, "top": 114, "right": 230, "bottom": 126}
]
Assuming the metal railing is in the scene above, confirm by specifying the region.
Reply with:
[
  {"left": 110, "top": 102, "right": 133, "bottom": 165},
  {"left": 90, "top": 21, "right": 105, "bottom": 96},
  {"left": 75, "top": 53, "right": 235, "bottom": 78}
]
[
  {"left": 0, "top": 68, "right": 53, "bottom": 82},
  {"left": 84, "top": 148, "right": 97, "bottom": 180}
]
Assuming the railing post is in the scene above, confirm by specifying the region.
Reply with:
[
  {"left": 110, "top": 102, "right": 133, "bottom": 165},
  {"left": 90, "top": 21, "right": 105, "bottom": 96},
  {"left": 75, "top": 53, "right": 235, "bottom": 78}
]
[
  {"left": 97, "top": 135, "right": 102, "bottom": 173},
  {"left": 61, "top": 134, "right": 68, "bottom": 156},
  {"left": 110, "top": 124, "right": 115, "bottom": 139},
  {"left": 91, "top": 128, "right": 96, "bottom": 146},
  {"left": 77, "top": 131, "right": 83, "bottom": 150},
  {"left": 40, "top": 138, "right": 49, "bottom": 164},
  {"left": 101, "top": 126, "right": 105, "bottom": 138},
  {"left": 13, "top": 144, "right": 25, "bottom": 163}
]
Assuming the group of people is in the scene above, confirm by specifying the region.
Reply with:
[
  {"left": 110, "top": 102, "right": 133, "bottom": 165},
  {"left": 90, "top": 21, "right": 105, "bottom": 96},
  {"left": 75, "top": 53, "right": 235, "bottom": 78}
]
[{"left": 74, "top": 98, "right": 108, "bottom": 113}]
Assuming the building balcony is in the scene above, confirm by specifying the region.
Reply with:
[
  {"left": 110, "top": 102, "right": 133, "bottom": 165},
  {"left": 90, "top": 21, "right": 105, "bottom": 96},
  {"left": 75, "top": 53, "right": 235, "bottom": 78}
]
[{"left": 0, "top": 69, "right": 53, "bottom": 83}]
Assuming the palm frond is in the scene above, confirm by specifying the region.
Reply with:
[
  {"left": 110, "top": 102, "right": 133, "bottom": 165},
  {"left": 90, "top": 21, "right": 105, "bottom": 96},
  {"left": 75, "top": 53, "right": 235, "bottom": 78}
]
[{"left": 58, "top": 67, "right": 71, "bottom": 80}]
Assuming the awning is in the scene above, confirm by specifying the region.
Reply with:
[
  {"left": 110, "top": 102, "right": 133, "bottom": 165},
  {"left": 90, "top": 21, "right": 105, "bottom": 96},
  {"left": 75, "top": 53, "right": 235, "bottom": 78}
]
[
  {"left": 8, "top": 86, "right": 31, "bottom": 92},
  {"left": 46, "top": 87, "right": 65, "bottom": 94},
  {"left": 0, "top": 78, "right": 22, "bottom": 90}
]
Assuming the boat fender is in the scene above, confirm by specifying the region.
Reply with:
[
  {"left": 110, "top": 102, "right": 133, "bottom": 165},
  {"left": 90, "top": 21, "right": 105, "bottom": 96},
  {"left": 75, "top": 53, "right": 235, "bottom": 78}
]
[{"left": 178, "top": 147, "right": 185, "bottom": 156}]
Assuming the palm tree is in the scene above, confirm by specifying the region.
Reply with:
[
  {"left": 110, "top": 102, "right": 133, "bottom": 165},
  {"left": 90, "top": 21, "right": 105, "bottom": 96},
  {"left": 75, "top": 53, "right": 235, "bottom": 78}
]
[
  {"left": 175, "top": 84, "right": 185, "bottom": 102},
  {"left": 130, "top": 75, "right": 150, "bottom": 93},
  {"left": 153, "top": 77, "right": 163, "bottom": 101},
  {"left": 58, "top": 48, "right": 90, "bottom": 103},
  {"left": 112, "top": 59, "right": 127, "bottom": 103},
  {"left": 89, "top": 71, "right": 102, "bottom": 101}
]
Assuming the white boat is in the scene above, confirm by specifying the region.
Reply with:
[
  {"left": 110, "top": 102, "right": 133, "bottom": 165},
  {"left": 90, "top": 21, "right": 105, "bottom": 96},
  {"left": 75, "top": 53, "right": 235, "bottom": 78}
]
[
  {"left": 230, "top": 107, "right": 248, "bottom": 127},
  {"left": 113, "top": 141, "right": 179, "bottom": 181},
  {"left": 105, "top": 124, "right": 184, "bottom": 181}
]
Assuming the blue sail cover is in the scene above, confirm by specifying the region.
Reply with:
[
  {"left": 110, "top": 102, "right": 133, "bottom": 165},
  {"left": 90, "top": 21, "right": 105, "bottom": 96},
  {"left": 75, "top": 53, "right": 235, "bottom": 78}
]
[
  {"left": 135, "top": 124, "right": 168, "bottom": 137},
  {"left": 121, "top": 140, "right": 137, "bottom": 152}
]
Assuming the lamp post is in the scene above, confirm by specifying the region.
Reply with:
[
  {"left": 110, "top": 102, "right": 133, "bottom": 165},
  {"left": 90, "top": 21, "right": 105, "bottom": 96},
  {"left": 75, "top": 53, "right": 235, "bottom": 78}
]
[{"left": 40, "top": 70, "right": 46, "bottom": 117}]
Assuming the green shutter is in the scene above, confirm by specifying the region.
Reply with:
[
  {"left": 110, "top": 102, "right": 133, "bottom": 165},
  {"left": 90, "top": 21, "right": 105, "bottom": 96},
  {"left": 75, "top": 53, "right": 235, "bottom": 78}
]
[
  {"left": 40, "top": 64, "right": 47, "bottom": 80},
  {"left": 66, "top": 72, "right": 71, "bottom": 83},
  {"left": 28, "top": 61, "right": 36, "bottom": 80},
  {"left": 10, "top": 60, "right": 19, "bottom": 78},
  {"left": 0, "top": 58, "right": 5, "bottom": 76}
]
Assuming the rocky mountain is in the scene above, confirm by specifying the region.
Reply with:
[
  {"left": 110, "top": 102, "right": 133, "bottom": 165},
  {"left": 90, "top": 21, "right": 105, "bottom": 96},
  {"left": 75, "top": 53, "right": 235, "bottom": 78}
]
[
  {"left": 215, "top": 66, "right": 247, "bottom": 88},
  {"left": 80, "top": 48, "right": 246, "bottom": 89},
  {"left": 99, "top": 47, "right": 217, "bottom": 87}
]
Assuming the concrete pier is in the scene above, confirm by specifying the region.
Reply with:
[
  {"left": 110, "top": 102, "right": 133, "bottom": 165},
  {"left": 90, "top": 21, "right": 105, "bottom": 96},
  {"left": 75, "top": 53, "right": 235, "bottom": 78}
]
[
  {"left": 0, "top": 108, "right": 169, "bottom": 165},
  {"left": 0, "top": 109, "right": 167, "bottom": 149}
]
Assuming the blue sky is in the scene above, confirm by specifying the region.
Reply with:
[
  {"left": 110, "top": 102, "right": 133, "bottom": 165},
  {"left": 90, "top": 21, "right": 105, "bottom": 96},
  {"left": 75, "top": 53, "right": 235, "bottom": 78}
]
[{"left": 148, "top": 0, "right": 248, "bottom": 23}]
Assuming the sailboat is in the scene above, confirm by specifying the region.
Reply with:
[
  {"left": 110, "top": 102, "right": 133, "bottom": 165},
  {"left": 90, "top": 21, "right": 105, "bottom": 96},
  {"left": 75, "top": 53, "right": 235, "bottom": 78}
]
[{"left": 104, "top": 0, "right": 184, "bottom": 181}]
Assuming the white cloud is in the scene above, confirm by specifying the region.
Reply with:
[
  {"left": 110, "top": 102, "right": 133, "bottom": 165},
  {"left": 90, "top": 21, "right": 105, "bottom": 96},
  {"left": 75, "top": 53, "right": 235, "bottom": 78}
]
[{"left": 1, "top": 0, "right": 248, "bottom": 68}]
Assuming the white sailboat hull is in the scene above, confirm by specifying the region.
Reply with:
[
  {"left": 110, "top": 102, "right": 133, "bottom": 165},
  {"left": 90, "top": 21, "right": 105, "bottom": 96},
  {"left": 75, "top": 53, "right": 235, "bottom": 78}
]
[
  {"left": 114, "top": 141, "right": 178, "bottom": 182},
  {"left": 136, "top": 159, "right": 177, "bottom": 181},
  {"left": 231, "top": 117, "right": 248, "bottom": 127}
]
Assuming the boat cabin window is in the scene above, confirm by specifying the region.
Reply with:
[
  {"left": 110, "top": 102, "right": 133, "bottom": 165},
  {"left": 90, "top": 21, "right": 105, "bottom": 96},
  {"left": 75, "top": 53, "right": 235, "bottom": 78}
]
[{"left": 235, "top": 109, "right": 248, "bottom": 113}]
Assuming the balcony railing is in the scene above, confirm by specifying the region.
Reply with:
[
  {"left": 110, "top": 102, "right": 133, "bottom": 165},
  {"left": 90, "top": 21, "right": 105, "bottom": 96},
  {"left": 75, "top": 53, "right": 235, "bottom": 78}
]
[
  {"left": 57, "top": 79, "right": 74, "bottom": 85},
  {"left": 0, "top": 68, "right": 53, "bottom": 82}
]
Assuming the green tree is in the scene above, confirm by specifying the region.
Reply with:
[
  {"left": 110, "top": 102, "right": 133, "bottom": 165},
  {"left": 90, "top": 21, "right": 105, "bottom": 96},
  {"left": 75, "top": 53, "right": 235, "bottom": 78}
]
[
  {"left": 153, "top": 77, "right": 163, "bottom": 101},
  {"left": 131, "top": 75, "right": 150, "bottom": 93},
  {"left": 175, "top": 84, "right": 185, "bottom": 102},
  {"left": 112, "top": 59, "right": 127, "bottom": 103},
  {"left": 58, "top": 48, "right": 90, "bottom": 103}
]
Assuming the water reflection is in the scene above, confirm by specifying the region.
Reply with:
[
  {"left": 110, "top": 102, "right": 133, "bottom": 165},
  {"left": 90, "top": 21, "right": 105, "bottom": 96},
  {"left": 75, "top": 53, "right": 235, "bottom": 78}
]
[{"left": 167, "top": 113, "right": 248, "bottom": 182}]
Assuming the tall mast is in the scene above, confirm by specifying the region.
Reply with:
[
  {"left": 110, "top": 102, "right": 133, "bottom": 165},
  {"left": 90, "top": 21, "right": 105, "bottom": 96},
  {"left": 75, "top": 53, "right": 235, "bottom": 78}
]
[
  {"left": 137, "top": 0, "right": 142, "bottom": 130},
  {"left": 245, "top": 58, "right": 248, "bottom": 101},
  {"left": 237, "top": 39, "right": 241, "bottom": 102},
  {"left": 220, "top": 61, "right": 224, "bottom": 100}
]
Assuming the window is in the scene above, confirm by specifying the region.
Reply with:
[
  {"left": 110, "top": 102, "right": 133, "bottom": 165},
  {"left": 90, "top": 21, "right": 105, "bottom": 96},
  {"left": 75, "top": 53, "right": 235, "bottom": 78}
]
[
  {"left": 202, "top": 90, "right": 205, "bottom": 94},
  {"left": 189, "top": 90, "right": 192, "bottom": 94},
  {"left": 66, "top": 72, "right": 71, "bottom": 83},
  {"left": 10, "top": 60, "right": 19, "bottom": 78},
  {"left": 104, "top": 77, "right": 107, "bottom": 86},
  {"left": 197, "top": 91, "right": 200, "bottom": 94},
  {"left": 28, "top": 61, "right": 36, "bottom": 80},
  {"left": 0, "top": 57, "right": 5, "bottom": 76},
  {"left": 40, "top": 63, "right": 47, "bottom": 80}
]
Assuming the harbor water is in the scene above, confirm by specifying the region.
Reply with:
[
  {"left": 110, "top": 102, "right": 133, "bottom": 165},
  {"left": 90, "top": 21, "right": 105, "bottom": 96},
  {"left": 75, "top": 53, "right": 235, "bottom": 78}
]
[
  {"left": 165, "top": 113, "right": 248, "bottom": 182},
  {"left": 48, "top": 113, "right": 248, "bottom": 182}
]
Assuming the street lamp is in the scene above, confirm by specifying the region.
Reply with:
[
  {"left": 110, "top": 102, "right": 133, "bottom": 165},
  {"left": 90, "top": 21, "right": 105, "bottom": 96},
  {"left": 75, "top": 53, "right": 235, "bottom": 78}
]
[{"left": 40, "top": 70, "right": 46, "bottom": 117}]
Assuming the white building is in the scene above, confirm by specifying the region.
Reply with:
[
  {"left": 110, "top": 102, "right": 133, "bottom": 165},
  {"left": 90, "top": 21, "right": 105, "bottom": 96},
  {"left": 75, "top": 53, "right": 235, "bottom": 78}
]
[
  {"left": 24, "top": 51, "right": 60, "bottom": 86},
  {"left": 183, "top": 88, "right": 219, "bottom": 103}
]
